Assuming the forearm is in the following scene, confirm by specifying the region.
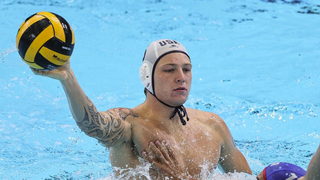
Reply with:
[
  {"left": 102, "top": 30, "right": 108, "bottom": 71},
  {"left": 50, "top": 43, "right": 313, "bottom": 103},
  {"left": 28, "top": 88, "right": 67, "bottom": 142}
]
[
  {"left": 304, "top": 145, "right": 320, "bottom": 180},
  {"left": 219, "top": 152, "right": 252, "bottom": 174},
  {"left": 59, "top": 70, "right": 131, "bottom": 146},
  {"left": 58, "top": 69, "right": 107, "bottom": 140},
  {"left": 233, "top": 152, "right": 252, "bottom": 174},
  {"left": 59, "top": 69, "right": 90, "bottom": 122}
]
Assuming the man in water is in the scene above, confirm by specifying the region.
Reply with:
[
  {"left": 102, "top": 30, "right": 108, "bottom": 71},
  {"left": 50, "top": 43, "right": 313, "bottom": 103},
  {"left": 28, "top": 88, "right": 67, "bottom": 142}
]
[
  {"left": 31, "top": 39, "right": 252, "bottom": 179},
  {"left": 142, "top": 140, "right": 320, "bottom": 179}
]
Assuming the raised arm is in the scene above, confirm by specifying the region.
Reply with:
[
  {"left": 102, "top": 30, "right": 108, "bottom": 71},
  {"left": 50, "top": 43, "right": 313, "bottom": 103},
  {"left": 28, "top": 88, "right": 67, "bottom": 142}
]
[
  {"left": 31, "top": 61, "right": 132, "bottom": 147},
  {"left": 217, "top": 118, "right": 252, "bottom": 174}
]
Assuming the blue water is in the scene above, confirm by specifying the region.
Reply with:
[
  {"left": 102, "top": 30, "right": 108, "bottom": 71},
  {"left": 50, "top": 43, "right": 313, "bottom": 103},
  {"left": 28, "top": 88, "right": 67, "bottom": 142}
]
[{"left": 1, "top": 0, "right": 320, "bottom": 179}]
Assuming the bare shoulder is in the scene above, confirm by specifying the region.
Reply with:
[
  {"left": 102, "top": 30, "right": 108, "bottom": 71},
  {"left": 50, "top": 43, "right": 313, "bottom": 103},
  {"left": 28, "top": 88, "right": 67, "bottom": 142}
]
[
  {"left": 101, "top": 107, "right": 139, "bottom": 121},
  {"left": 186, "top": 107, "right": 226, "bottom": 128},
  {"left": 186, "top": 107, "right": 231, "bottom": 142}
]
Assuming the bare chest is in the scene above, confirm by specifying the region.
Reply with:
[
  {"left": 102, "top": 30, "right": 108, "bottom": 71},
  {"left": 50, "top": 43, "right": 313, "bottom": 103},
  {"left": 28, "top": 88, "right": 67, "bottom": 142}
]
[{"left": 132, "top": 123, "right": 222, "bottom": 175}]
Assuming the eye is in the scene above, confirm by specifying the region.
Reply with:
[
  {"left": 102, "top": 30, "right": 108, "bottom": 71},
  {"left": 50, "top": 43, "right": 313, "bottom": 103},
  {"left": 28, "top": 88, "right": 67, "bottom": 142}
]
[
  {"left": 164, "top": 69, "right": 174, "bottom": 72},
  {"left": 183, "top": 68, "right": 191, "bottom": 72}
]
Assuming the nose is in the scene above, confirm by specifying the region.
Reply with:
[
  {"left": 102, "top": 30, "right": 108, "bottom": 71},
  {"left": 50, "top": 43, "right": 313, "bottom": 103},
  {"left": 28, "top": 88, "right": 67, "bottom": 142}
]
[{"left": 176, "top": 69, "right": 185, "bottom": 83}]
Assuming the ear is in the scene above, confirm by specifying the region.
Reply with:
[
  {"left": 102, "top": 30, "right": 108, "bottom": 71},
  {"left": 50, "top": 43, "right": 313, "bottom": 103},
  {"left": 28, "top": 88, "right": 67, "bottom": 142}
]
[{"left": 139, "top": 61, "right": 153, "bottom": 94}]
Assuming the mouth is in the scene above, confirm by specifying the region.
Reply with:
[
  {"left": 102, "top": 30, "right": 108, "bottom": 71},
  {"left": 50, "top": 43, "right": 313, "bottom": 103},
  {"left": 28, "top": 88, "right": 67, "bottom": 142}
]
[{"left": 174, "top": 87, "right": 187, "bottom": 91}]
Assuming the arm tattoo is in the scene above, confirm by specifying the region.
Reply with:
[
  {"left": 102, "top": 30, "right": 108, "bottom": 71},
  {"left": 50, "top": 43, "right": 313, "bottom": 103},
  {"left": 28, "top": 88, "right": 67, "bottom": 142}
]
[{"left": 75, "top": 96, "right": 138, "bottom": 147}]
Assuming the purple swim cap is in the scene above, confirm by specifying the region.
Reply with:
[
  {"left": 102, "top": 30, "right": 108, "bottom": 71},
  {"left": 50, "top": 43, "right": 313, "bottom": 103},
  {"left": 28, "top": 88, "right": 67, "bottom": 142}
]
[{"left": 263, "top": 162, "right": 306, "bottom": 180}]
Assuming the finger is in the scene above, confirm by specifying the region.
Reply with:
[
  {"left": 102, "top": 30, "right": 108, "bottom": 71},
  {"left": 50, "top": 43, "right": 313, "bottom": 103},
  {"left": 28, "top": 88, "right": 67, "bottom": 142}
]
[
  {"left": 149, "top": 141, "right": 166, "bottom": 164},
  {"left": 142, "top": 151, "right": 148, "bottom": 159},
  {"left": 30, "top": 67, "right": 49, "bottom": 76},
  {"left": 164, "top": 142, "right": 176, "bottom": 165},
  {"left": 164, "top": 140, "right": 175, "bottom": 159},
  {"left": 155, "top": 140, "right": 172, "bottom": 163},
  {"left": 30, "top": 67, "right": 41, "bottom": 75}
]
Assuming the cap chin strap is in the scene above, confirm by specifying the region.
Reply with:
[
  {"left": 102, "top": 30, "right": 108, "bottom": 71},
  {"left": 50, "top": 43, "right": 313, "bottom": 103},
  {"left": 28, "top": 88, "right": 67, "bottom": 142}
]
[
  {"left": 170, "top": 105, "right": 189, "bottom": 126},
  {"left": 148, "top": 89, "right": 189, "bottom": 126}
]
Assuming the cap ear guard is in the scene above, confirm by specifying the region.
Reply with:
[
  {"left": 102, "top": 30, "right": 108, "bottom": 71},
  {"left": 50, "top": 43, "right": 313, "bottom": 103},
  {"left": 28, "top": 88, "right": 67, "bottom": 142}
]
[{"left": 139, "top": 61, "right": 153, "bottom": 94}]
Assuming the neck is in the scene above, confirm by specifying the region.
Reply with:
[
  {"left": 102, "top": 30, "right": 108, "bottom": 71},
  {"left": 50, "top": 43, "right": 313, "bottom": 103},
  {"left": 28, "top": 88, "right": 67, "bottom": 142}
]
[
  {"left": 144, "top": 93, "right": 176, "bottom": 120},
  {"left": 140, "top": 93, "right": 189, "bottom": 127},
  {"left": 142, "top": 94, "right": 181, "bottom": 124}
]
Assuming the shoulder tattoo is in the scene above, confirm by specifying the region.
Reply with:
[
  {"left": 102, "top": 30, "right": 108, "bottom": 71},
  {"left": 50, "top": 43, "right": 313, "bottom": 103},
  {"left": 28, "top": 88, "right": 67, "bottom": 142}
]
[{"left": 76, "top": 97, "right": 138, "bottom": 146}]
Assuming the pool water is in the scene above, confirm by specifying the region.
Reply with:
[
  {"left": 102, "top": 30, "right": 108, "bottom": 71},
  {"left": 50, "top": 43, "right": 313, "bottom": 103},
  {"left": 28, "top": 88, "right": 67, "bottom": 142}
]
[{"left": 1, "top": 0, "right": 320, "bottom": 179}]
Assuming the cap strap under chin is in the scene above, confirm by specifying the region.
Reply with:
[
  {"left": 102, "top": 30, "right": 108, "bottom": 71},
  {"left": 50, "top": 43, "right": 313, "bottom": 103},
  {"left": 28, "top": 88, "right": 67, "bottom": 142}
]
[
  {"left": 170, "top": 105, "right": 189, "bottom": 126},
  {"left": 149, "top": 90, "right": 190, "bottom": 126}
]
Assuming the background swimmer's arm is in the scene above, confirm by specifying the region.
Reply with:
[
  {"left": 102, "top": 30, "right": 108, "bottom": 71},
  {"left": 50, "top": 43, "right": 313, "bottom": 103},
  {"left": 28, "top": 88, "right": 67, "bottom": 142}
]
[
  {"left": 302, "top": 144, "right": 320, "bottom": 180},
  {"left": 31, "top": 61, "right": 132, "bottom": 147},
  {"left": 217, "top": 119, "right": 252, "bottom": 174}
]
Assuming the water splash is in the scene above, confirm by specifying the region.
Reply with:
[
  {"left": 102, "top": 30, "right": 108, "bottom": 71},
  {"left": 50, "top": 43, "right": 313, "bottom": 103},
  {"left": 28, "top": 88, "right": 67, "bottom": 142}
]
[
  {"left": 98, "top": 158, "right": 257, "bottom": 180},
  {"left": 100, "top": 170, "right": 256, "bottom": 180},
  {"left": 0, "top": 46, "right": 16, "bottom": 62},
  {"left": 99, "top": 158, "right": 152, "bottom": 180}
]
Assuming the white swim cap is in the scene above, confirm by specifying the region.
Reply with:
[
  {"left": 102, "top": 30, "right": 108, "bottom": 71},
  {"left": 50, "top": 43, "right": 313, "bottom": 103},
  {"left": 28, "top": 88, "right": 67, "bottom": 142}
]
[{"left": 139, "top": 39, "right": 189, "bottom": 95}]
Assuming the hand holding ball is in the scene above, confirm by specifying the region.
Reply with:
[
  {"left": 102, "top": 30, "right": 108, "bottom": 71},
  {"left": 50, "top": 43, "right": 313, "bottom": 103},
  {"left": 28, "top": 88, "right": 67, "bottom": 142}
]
[{"left": 16, "top": 12, "right": 75, "bottom": 71}]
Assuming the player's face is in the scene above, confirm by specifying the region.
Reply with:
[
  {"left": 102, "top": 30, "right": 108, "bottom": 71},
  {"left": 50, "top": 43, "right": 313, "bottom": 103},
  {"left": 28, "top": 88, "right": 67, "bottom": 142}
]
[{"left": 153, "top": 52, "right": 192, "bottom": 107}]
